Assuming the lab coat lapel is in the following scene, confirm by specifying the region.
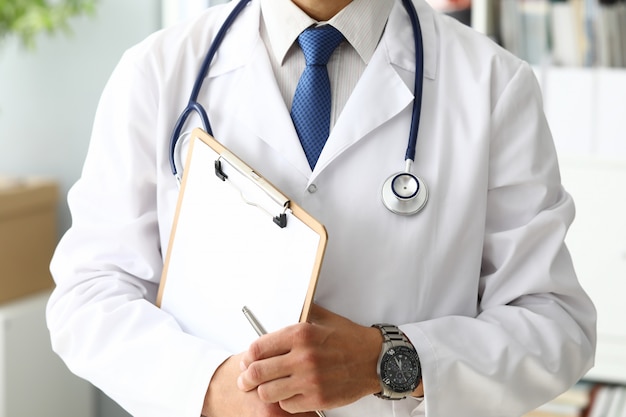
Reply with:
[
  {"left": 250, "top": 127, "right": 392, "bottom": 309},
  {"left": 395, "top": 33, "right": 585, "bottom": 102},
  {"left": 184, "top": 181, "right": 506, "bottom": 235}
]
[
  {"left": 235, "top": 39, "right": 312, "bottom": 177},
  {"left": 312, "top": 48, "right": 414, "bottom": 176},
  {"left": 312, "top": 0, "right": 437, "bottom": 178}
]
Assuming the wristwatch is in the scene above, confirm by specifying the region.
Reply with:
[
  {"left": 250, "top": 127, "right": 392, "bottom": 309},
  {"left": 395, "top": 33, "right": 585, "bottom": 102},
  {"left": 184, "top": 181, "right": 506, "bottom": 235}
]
[{"left": 372, "top": 324, "right": 421, "bottom": 400}]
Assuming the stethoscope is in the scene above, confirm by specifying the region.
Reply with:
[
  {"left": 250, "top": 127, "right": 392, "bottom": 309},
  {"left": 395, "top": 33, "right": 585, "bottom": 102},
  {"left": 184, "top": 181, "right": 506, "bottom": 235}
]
[{"left": 169, "top": 0, "right": 427, "bottom": 216}]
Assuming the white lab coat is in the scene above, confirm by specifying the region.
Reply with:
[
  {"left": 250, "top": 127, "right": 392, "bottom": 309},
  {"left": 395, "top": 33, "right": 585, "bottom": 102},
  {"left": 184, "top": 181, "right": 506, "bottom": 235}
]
[{"left": 47, "top": 0, "right": 596, "bottom": 416}]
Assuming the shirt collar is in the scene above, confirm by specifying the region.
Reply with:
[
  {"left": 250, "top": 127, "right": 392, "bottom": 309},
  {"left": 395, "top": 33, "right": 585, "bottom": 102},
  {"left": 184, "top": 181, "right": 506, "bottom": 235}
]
[{"left": 260, "top": 0, "right": 395, "bottom": 65}]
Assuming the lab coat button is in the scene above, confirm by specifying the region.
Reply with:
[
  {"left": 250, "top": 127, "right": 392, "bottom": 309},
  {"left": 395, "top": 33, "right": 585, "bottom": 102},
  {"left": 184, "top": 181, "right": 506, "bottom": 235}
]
[{"left": 307, "top": 184, "right": 318, "bottom": 194}]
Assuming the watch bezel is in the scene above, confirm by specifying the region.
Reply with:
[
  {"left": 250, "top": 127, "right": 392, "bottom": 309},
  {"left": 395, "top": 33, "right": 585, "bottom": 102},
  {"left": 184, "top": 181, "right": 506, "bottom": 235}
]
[
  {"left": 379, "top": 344, "right": 421, "bottom": 394},
  {"left": 373, "top": 324, "right": 422, "bottom": 400}
]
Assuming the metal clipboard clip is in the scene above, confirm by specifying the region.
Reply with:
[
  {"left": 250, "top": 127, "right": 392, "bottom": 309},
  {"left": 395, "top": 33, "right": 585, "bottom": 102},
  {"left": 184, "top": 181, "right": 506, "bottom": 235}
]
[{"left": 214, "top": 153, "right": 289, "bottom": 228}]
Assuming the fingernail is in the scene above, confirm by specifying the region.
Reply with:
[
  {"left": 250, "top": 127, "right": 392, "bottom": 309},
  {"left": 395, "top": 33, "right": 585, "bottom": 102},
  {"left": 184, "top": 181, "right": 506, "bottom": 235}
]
[{"left": 240, "top": 360, "right": 247, "bottom": 371}]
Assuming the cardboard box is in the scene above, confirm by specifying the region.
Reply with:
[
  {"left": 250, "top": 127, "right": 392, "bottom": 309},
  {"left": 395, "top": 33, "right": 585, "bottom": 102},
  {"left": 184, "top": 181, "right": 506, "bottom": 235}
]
[{"left": 0, "top": 177, "right": 58, "bottom": 304}]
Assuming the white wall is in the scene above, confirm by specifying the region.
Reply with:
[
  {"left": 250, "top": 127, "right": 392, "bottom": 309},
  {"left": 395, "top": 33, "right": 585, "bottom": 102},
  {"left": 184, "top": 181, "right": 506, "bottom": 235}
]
[
  {"left": 0, "top": 0, "right": 161, "bottom": 238},
  {"left": 0, "top": 1, "right": 161, "bottom": 416}
]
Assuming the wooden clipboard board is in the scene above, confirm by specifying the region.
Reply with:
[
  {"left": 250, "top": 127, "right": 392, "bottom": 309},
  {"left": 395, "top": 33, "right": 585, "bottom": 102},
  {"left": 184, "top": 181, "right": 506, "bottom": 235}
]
[{"left": 157, "top": 128, "right": 327, "bottom": 353}]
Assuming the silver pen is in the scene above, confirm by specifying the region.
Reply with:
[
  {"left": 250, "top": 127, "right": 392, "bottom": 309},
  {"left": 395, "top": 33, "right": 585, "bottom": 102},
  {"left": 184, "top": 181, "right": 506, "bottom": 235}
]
[
  {"left": 242, "top": 306, "right": 326, "bottom": 417},
  {"left": 242, "top": 305, "right": 267, "bottom": 337}
]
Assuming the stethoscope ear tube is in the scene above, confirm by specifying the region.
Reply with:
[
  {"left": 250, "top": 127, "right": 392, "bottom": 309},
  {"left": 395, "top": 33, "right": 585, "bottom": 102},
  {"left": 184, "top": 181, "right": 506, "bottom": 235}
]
[
  {"left": 401, "top": 0, "right": 424, "bottom": 163},
  {"left": 168, "top": 0, "right": 252, "bottom": 179}
]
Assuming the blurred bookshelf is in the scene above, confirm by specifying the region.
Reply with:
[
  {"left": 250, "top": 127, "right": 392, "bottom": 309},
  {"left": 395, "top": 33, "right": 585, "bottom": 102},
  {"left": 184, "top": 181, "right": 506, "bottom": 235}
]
[
  {"left": 471, "top": 0, "right": 626, "bottom": 68},
  {"left": 430, "top": 0, "right": 626, "bottom": 67},
  {"left": 496, "top": 0, "right": 626, "bottom": 68}
]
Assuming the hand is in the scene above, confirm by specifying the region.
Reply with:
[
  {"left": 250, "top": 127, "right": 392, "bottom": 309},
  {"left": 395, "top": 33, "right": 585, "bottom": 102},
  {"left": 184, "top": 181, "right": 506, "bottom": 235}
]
[
  {"left": 236, "top": 305, "right": 383, "bottom": 414},
  {"left": 202, "top": 353, "right": 318, "bottom": 417}
]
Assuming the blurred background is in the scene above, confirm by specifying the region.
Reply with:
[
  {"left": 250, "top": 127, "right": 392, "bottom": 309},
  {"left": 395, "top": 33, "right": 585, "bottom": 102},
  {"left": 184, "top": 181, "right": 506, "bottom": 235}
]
[{"left": 0, "top": 0, "right": 624, "bottom": 416}]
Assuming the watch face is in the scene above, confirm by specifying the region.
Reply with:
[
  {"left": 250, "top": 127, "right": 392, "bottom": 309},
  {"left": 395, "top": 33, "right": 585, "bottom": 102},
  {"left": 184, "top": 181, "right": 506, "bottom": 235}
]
[{"left": 380, "top": 345, "right": 421, "bottom": 392}]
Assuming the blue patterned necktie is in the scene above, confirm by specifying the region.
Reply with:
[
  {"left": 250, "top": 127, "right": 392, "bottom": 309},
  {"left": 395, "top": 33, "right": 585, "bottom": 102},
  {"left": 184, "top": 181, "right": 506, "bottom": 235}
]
[{"left": 291, "top": 25, "right": 345, "bottom": 170}]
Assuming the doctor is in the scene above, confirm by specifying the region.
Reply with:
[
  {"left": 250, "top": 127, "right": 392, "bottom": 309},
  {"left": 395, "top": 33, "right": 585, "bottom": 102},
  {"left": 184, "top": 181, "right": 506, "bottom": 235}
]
[{"left": 47, "top": 0, "right": 596, "bottom": 416}]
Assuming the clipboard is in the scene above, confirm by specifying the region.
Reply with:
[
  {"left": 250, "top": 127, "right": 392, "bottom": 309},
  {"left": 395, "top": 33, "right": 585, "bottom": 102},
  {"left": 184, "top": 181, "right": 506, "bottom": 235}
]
[{"left": 157, "top": 128, "right": 327, "bottom": 353}]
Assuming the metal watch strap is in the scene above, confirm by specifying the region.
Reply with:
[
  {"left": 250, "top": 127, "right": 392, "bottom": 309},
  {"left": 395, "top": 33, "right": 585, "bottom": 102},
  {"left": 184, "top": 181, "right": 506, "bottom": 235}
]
[
  {"left": 372, "top": 323, "right": 420, "bottom": 400},
  {"left": 373, "top": 324, "right": 413, "bottom": 347}
]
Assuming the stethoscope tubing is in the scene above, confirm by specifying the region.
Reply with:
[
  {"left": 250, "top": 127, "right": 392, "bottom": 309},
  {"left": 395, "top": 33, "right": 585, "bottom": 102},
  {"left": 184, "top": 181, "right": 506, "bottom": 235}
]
[
  {"left": 169, "top": 0, "right": 252, "bottom": 177},
  {"left": 401, "top": 0, "right": 424, "bottom": 163}
]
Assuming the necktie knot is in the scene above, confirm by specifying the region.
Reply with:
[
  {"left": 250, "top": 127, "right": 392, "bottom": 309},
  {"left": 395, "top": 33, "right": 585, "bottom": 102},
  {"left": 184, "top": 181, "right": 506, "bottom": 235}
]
[{"left": 297, "top": 25, "right": 345, "bottom": 67}]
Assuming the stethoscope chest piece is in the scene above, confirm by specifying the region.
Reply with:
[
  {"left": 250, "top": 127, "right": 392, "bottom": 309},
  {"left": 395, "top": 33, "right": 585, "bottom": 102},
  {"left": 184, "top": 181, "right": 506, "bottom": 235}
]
[{"left": 382, "top": 171, "right": 428, "bottom": 215}]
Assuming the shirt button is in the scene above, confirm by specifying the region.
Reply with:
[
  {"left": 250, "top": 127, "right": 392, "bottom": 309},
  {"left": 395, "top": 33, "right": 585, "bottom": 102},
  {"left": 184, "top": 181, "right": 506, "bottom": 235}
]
[{"left": 307, "top": 184, "right": 318, "bottom": 194}]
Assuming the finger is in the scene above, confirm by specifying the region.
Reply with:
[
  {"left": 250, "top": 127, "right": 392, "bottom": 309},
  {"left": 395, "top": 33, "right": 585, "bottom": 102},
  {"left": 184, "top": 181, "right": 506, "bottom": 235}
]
[
  {"left": 204, "top": 354, "right": 296, "bottom": 417},
  {"left": 258, "top": 376, "right": 325, "bottom": 411},
  {"left": 245, "top": 325, "right": 301, "bottom": 361},
  {"left": 237, "top": 354, "right": 292, "bottom": 392},
  {"left": 258, "top": 376, "right": 303, "bottom": 404}
]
